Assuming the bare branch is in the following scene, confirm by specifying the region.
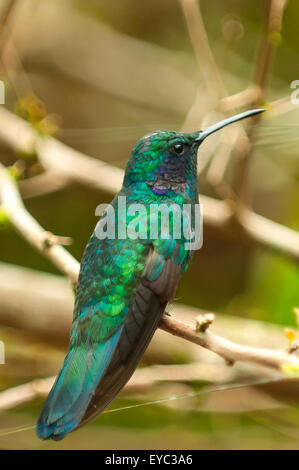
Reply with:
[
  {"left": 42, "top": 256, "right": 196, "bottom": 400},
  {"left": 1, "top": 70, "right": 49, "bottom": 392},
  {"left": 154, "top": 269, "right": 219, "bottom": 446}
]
[
  {"left": 236, "top": 204, "right": 299, "bottom": 262},
  {"left": 179, "top": 0, "right": 226, "bottom": 104},
  {"left": 0, "top": 0, "right": 18, "bottom": 52},
  {"left": 160, "top": 314, "right": 299, "bottom": 371},
  {"left": 0, "top": 260, "right": 298, "bottom": 409},
  {"left": 19, "top": 170, "right": 70, "bottom": 199},
  {"left": 0, "top": 376, "right": 55, "bottom": 411},
  {"left": 220, "top": 86, "right": 261, "bottom": 112},
  {"left": 0, "top": 362, "right": 236, "bottom": 412},
  {"left": 253, "top": 0, "right": 288, "bottom": 99},
  {"left": 206, "top": 124, "right": 242, "bottom": 188},
  {"left": 267, "top": 95, "right": 297, "bottom": 117},
  {"left": 0, "top": 262, "right": 291, "bottom": 366},
  {"left": 231, "top": 1, "right": 288, "bottom": 205},
  {"left": 0, "top": 163, "right": 79, "bottom": 285}
]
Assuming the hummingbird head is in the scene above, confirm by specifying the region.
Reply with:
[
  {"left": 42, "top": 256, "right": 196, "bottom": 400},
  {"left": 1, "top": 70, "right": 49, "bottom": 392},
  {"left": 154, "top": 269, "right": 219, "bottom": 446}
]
[{"left": 124, "top": 109, "right": 264, "bottom": 196}]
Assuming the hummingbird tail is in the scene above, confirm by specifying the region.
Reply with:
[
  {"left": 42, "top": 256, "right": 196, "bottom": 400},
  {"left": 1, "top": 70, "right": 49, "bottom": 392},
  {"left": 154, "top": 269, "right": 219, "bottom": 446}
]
[
  {"left": 36, "top": 328, "right": 122, "bottom": 440},
  {"left": 77, "top": 281, "right": 167, "bottom": 429}
]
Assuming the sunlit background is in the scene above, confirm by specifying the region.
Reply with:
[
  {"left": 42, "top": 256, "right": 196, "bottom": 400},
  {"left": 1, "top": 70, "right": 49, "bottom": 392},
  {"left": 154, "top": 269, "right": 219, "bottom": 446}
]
[{"left": 0, "top": 0, "right": 299, "bottom": 450}]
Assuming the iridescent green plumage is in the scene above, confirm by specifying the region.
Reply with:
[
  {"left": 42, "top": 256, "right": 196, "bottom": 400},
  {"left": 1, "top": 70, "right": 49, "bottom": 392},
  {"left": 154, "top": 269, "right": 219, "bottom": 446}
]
[{"left": 37, "top": 109, "right": 264, "bottom": 440}]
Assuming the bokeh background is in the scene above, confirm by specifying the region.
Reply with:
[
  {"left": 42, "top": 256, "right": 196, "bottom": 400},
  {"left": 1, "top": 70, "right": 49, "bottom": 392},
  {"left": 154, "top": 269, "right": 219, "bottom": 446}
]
[{"left": 0, "top": 0, "right": 299, "bottom": 450}]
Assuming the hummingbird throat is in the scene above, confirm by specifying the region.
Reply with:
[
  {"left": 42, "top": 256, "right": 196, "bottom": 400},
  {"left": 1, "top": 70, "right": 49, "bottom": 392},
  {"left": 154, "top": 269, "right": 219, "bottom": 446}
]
[{"left": 146, "top": 157, "right": 189, "bottom": 195}]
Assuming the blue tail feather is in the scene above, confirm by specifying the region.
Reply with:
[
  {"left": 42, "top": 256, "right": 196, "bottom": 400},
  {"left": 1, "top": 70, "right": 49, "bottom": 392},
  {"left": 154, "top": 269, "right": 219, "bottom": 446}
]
[{"left": 36, "top": 328, "right": 122, "bottom": 440}]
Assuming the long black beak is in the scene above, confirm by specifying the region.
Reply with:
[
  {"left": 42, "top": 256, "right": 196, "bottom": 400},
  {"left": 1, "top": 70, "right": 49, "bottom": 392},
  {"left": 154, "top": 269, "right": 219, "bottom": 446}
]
[{"left": 195, "top": 108, "right": 265, "bottom": 142}]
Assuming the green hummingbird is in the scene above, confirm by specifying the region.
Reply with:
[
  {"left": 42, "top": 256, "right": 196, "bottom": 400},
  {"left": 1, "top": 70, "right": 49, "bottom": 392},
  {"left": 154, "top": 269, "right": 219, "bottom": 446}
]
[{"left": 37, "top": 108, "right": 264, "bottom": 440}]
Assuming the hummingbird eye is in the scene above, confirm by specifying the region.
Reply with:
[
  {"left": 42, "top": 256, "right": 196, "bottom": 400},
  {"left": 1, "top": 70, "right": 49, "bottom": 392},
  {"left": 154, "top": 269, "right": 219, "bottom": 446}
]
[{"left": 171, "top": 143, "right": 185, "bottom": 155}]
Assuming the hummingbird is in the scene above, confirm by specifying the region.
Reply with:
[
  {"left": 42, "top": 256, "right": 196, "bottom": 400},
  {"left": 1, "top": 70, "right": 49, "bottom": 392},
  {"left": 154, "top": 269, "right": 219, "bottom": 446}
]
[{"left": 36, "top": 109, "right": 264, "bottom": 440}]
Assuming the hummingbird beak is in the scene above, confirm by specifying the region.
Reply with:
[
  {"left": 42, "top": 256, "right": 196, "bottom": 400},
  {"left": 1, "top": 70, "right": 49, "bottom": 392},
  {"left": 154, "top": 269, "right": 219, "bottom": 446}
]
[{"left": 195, "top": 108, "right": 265, "bottom": 143}]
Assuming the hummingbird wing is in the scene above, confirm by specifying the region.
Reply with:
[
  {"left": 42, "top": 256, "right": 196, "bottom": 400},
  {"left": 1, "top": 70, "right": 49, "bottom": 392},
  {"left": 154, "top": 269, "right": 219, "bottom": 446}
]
[
  {"left": 37, "top": 227, "right": 193, "bottom": 440},
  {"left": 36, "top": 231, "right": 149, "bottom": 440},
  {"left": 77, "top": 236, "right": 191, "bottom": 429}
]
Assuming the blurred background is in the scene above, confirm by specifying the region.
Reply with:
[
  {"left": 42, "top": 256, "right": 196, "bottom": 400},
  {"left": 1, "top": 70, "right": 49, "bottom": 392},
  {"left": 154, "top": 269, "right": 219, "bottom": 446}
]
[{"left": 0, "top": 0, "right": 299, "bottom": 450}]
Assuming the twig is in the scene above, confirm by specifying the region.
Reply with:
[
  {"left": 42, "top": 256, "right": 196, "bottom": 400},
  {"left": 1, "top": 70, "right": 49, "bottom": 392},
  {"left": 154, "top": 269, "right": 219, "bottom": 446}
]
[
  {"left": 253, "top": 0, "right": 288, "bottom": 99},
  {"left": 0, "top": 0, "right": 18, "bottom": 52},
  {"left": 0, "top": 163, "right": 79, "bottom": 285},
  {"left": 0, "top": 377, "right": 55, "bottom": 411},
  {"left": 220, "top": 86, "right": 261, "bottom": 112},
  {"left": 206, "top": 123, "right": 242, "bottom": 188},
  {"left": 0, "top": 262, "right": 290, "bottom": 363},
  {"left": 0, "top": 362, "right": 236, "bottom": 412},
  {"left": 19, "top": 171, "right": 70, "bottom": 199},
  {"left": 236, "top": 204, "right": 299, "bottom": 262},
  {"left": 160, "top": 314, "right": 299, "bottom": 371},
  {"left": 0, "top": 107, "right": 124, "bottom": 194},
  {"left": 179, "top": 0, "right": 254, "bottom": 198},
  {"left": 179, "top": 0, "right": 226, "bottom": 104},
  {"left": 267, "top": 95, "right": 297, "bottom": 117},
  {"left": 234, "top": 0, "right": 288, "bottom": 204}
]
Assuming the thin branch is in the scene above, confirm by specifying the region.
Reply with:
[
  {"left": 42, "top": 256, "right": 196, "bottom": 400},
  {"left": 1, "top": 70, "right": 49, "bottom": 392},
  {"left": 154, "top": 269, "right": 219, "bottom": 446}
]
[
  {"left": 0, "top": 0, "right": 18, "bottom": 52},
  {"left": 160, "top": 314, "right": 299, "bottom": 371},
  {"left": 253, "top": 0, "right": 288, "bottom": 99},
  {"left": 0, "top": 107, "right": 124, "bottom": 194},
  {"left": 0, "top": 376, "right": 55, "bottom": 411},
  {"left": 179, "top": 0, "right": 226, "bottom": 104},
  {"left": 0, "top": 163, "right": 79, "bottom": 285},
  {"left": 236, "top": 204, "right": 299, "bottom": 262},
  {"left": 1, "top": 313, "right": 294, "bottom": 415},
  {"left": 220, "top": 86, "right": 261, "bottom": 112},
  {"left": 179, "top": 0, "right": 255, "bottom": 198},
  {"left": 19, "top": 171, "right": 70, "bottom": 199},
  {"left": 206, "top": 123, "right": 242, "bottom": 188},
  {"left": 267, "top": 95, "right": 298, "bottom": 117},
  {"left": 232, "top": 0, "right": 288, "bottom": 205},
  {"left": 0, "top": 262, "right": 290, "bottom": 366},
  {"left": 0, "top": 362, "right": 236, "bottom": 412},
  {"left": 179, "top": 0, "right": 226, "bottom": 131}
]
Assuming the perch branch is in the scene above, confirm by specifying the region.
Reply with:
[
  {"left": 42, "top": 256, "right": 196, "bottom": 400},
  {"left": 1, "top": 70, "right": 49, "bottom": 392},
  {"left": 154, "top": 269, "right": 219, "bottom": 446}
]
[
  {"left": 0, "top": 312, "right": 297, "bottom": 414},
  {"left": 0, "top": 262, "right": 291, "bottom": 363},
  {"left": 160, "top": 314, "right": 299, "bottom": 371}
]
